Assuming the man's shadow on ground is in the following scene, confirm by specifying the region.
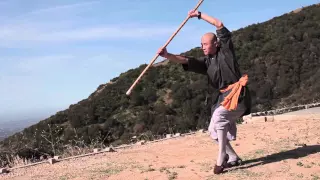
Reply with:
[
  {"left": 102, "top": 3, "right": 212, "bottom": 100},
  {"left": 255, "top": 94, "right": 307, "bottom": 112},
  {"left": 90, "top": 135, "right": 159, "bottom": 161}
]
[{"left": 231, "top": 145, "right": 320, "bottom": 171}]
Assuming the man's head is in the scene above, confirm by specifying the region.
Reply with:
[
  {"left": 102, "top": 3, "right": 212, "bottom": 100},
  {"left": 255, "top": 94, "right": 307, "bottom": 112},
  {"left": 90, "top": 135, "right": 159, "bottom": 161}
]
[{"left": 201, "top": 32, "right": 219, "bottom": 56}]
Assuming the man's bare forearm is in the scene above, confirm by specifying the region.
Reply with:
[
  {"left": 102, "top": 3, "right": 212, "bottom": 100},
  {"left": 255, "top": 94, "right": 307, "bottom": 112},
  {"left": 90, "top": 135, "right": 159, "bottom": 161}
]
[
  {"left": 163, "top": 53, "right": 188, "bottom": 64},
  {"left": 199, "top": 12, "right": 224, "bottom": 29}
]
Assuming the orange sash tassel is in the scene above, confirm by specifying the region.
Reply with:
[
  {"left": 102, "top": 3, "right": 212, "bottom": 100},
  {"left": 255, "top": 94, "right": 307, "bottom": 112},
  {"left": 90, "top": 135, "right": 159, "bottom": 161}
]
[{"left": 220, "top": 74, "right": 248, "bottom": 111}]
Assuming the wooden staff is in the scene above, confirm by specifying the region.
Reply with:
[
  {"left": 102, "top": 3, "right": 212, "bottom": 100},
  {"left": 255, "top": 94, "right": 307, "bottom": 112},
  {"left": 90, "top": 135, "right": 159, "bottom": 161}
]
[{"left": 126, "top": 0, "right": 205, "bottom": 96}]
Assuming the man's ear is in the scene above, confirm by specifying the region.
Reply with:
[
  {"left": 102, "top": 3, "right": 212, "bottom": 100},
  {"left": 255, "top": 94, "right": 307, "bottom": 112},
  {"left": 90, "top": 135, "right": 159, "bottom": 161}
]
[{"left": 216, "top": 39, "right": 221, "bottom": 47}]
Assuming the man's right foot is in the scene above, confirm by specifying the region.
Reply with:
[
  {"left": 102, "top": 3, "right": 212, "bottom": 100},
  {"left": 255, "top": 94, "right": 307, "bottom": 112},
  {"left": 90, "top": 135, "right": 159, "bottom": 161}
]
[{"left": 213, "top": 154, "right": 229, "bottom": 175}]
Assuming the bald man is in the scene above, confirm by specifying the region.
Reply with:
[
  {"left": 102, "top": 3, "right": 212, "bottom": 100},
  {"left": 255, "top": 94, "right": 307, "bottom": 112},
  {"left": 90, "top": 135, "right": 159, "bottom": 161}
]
[{"left": 158, "top": 10, "right": 252, "bottom": 174}]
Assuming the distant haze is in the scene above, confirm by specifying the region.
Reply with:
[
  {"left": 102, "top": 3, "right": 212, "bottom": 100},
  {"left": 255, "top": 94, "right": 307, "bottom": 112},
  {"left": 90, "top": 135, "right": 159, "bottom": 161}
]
[{"left": 0, "top": 107, "right": 64, "bottom": 140}]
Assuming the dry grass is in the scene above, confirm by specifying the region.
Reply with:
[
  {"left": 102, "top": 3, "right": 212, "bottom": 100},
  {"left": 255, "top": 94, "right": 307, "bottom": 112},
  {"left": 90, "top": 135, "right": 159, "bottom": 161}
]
[{"left": 1, "top": 117, "right": 320, "bottom": 180}]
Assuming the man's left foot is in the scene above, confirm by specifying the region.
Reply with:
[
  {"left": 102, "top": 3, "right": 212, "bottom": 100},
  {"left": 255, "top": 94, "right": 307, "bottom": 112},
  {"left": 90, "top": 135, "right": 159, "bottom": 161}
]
[{"left": 226, "top": 158, "right": 243, "bottom": 168}]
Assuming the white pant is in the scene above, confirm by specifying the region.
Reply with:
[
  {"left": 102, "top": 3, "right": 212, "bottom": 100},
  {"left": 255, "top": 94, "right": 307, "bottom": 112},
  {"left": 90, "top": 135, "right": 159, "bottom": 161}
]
[{"left": 208, "top": 103, "right": 246, "bottom": 141}]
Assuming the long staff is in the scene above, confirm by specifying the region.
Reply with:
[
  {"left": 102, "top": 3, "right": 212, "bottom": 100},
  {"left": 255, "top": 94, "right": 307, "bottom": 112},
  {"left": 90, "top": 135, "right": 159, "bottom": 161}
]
[{"left": 126, "top": 0, "right": 204, "bottom": 96}]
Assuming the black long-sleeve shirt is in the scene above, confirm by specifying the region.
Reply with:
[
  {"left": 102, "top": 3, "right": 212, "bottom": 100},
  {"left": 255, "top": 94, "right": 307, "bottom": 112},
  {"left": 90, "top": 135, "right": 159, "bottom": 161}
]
[{"left": 182, "top": 26, "right": 251, "bottom": 116}]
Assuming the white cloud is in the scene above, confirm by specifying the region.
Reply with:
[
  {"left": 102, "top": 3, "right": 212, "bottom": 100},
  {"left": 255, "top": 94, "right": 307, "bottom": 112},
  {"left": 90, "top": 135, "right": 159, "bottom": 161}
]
[
  {"left": 2, "top": 51, "right": 140, "bottom": 77},
  {"left": 0, "top": 23, "right": 179, "bottom": 48},
  {"left": 21, "top": 1, "right": 101, "bottom": 17},
  {"left": 0, "top": 0, "right": 181, "bottom": 48},
  {"left": 9, "top": 25, "right": 176, "bottom": 41}
]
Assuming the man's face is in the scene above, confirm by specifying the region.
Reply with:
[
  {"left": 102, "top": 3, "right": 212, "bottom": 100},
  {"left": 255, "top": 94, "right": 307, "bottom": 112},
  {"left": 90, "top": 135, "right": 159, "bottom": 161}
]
[{"left": 201, "top": 33, "right": 217, "bottom": 56}]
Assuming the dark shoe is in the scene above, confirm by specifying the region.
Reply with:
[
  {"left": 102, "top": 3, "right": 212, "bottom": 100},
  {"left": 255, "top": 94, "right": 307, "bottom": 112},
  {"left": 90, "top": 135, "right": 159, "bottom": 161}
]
[
  {"left": 223, "top": 154, "right": 229, "bottom": 167},
  {"left": 213, "top": 164, "right": 224, "bottom": 174},
  {"left": 213, "top": 154, "right": 229, "bottom": 174},
  {"left": 226, "top": 158, "right": 242, "bottom": 168}
]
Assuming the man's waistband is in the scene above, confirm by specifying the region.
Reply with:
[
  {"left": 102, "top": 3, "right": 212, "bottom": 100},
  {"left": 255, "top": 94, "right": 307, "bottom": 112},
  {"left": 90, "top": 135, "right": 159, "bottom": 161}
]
[{"left": 219, "top": 74, "right": 248, "bottom": 111}]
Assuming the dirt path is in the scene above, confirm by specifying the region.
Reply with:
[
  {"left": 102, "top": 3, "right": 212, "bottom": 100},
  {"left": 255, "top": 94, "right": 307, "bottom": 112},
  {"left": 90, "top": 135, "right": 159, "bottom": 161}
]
[{"left": 1, "top": 118, "right": 320, "bottom": 180}]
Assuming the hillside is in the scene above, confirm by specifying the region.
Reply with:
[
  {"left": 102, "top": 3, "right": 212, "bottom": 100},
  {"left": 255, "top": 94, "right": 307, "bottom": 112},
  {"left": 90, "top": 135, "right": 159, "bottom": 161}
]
[
  {"left": 1, "top": 114, "right": 319, "bottom": 180},
  {"left": 1, "top": 3, "right": 320, "bottom": 166},
  {"left": 0, "top": 129, "right": 15, "bottom": 141}
]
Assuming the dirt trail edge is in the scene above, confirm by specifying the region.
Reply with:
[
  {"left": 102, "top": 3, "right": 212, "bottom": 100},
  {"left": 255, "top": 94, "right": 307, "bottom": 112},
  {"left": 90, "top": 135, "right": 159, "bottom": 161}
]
[{"left": 1, "top": 118, "right": 320, "bottom": 180}]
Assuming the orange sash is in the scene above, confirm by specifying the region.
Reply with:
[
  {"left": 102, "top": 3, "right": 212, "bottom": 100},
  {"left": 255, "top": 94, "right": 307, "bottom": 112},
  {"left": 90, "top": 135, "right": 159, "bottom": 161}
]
[{"left": 220, "top": 74, "right": 248, "bottom": 111}]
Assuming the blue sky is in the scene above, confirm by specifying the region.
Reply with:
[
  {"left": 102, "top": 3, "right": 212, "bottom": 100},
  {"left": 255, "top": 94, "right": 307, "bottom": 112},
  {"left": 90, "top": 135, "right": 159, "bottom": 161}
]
[{"left": 0, "top": 0, "right": 318, "bottom": 123}]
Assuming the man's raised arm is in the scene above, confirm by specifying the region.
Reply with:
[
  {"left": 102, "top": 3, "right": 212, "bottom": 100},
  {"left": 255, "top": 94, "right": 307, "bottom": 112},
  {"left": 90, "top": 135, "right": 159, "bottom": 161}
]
[
  {"left": 189, "top": 10, "right": 232, "bottom": 48},
  {"left": 188, "top": 10, "right": 224, "bottom": 30}
]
